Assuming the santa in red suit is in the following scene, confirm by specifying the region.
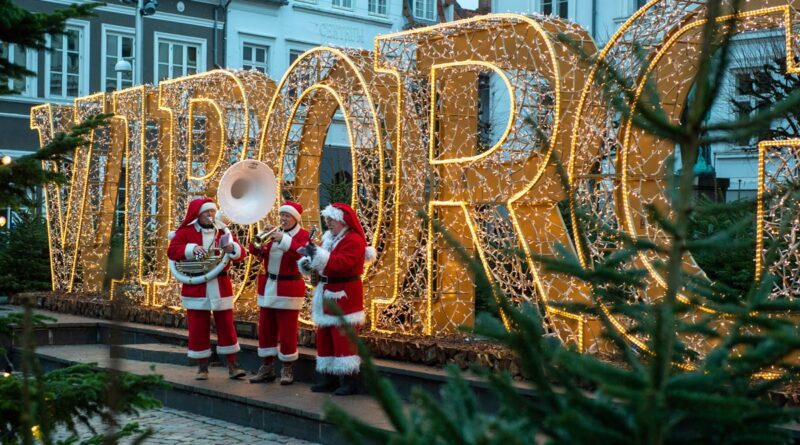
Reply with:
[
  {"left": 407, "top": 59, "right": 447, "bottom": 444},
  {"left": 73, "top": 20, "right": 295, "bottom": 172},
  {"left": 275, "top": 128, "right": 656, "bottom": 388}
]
[
  {"left": 166, "top": 197, "right": 247, "bottom": 380},
  {"left": 247, "top": 201, "right": 309, "bottom": 385},
  {"left": 298, "top": 202, "right": 376, "bottom": 396}
]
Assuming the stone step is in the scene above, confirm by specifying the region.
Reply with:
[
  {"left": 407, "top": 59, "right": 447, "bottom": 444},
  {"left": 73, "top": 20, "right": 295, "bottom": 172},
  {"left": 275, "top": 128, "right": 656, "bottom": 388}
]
[
  {"left": 22, "top": 344, "right": 391, "bottom": 445},
  {"left": 110, "top": 342, "right": 193, "bottom": 367},
  {"left": 14, "top": 308, "right": 535, "bottom": 407}
]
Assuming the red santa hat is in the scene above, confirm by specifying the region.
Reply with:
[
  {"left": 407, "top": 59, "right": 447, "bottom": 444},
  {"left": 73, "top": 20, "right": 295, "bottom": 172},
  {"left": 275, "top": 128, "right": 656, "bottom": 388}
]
[
  {"left": 168, "top": 197, "right": 217, "bottom": 240},
  {"left": 321, "top": 202, "right": 377, "bottom": 263},
  {"left": 278, "top": 201, "right": 303, "bottom": 222}
]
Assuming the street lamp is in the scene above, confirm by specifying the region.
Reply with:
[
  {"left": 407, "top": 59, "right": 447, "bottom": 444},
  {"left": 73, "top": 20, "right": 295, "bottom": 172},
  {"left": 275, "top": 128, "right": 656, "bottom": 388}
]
[
  {"left": 115, "top": 0, "right": 158, "bottom": 85},
  {"left": 1, "top": 155, "right": 11, "bottom": 166}
]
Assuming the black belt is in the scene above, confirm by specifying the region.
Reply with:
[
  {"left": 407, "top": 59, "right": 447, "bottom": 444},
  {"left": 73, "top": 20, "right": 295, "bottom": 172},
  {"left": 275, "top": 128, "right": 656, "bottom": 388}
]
[
  {"left": 268, "top": 273, "right": 303, "bottom": 281},
  {"left": 320, "top": 275, "right": 360, "bottom": 284}
]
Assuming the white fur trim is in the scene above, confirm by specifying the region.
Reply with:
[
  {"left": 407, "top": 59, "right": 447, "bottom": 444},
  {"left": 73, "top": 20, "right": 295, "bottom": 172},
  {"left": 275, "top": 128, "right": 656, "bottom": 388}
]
[
  {"left": 258, "top": 347, "right": 278, "bottom": 357},
  {"left": 279, "top": 350, "right": 299, "bottom": 362},
  {"left": 297, "top": 257, "right": 313, "bottom": 275},
  {"left": 187, "top": 348, "right": 212, "bottom": 359},
  {"left": 257, "top": 293, "right": 304, "bottom": 310},
  {"left": 317, "top": 355, "right": 361, "bottom": 375},
  {"left": 198, "top": 202, "right": 217, "bottom": 215},
  {"left": 316, "top": 356, "right": 333, "bottom": 372},
  {"left": 229, "top": 241, "right": 243, "bottom": 260},
  {"left": 279, "top": 205, "right": 302, "bottom": 222},
  {"left": 275, "top": 234, "right": 292, "bottom": 251},
  {"left": 309, "top": 247, "right": 330, "bottom": 272},
  {"left": 365, "top": 246, "right": 377, "bottom": 264},
  {"left": 321, "top": 205, "right": 344, "bottom": 223},
  {"left": 311, "top": 285, "right": 365, "bottom": 327},
  {"left": 181, "top": 294, "right": 234, "bottom": 311},
  {"left": 217, "top": 342, "right": 241, "bottom": 355},
  {"left": 323, "top": 289, "right": 347, "bottom": 300},
  {"left": 184, "top": 243, "right": 198, "bottom": 260},
  {"left": 168, "top": 230, "right": 176, "bottom": 241}
]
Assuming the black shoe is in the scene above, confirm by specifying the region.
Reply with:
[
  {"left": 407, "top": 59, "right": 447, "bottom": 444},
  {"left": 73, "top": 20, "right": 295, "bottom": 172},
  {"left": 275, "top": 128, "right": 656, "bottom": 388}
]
[
  {"left": 310, "top": 372, "right": 339, "bottom": 393},
  {"left": 334, "top": 374, "right": 359, "bottom": 396}
]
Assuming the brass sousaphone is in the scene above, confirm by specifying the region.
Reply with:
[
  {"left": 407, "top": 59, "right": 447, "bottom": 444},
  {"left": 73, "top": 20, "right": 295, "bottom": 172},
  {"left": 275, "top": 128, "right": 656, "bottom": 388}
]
[{"left": 169, "top": 160, "right": 277, "bottom": 284}]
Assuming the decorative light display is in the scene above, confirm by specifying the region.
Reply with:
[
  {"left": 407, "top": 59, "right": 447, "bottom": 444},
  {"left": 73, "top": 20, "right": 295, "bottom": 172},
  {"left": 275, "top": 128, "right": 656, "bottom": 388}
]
[{"left": 30, "top": 1, "right": 800, "bottom": 357}]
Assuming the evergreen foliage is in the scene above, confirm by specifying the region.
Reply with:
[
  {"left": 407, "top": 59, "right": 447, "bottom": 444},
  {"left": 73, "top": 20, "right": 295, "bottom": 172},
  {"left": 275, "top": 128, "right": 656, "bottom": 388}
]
[
  {"left": 0, "top": 0, "right": 109, "bottom": 209},
  {"left": 0, "top": 206, "right": 52, "bottom": 295},
  {"left": 0, "top": 3, "right": 164, "bottom": 445},
  {"left": 324, "top": 2, "right": 800, "bottom": 444}
]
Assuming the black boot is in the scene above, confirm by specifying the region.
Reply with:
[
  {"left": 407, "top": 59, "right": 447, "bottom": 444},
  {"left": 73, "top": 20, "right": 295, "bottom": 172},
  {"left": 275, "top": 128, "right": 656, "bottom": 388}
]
[
  {"left": 334, "top": 373, "right": 359, "bottom": 396},
  {"left": 310, "top": 372, "right": 338, "bottom": 393}
]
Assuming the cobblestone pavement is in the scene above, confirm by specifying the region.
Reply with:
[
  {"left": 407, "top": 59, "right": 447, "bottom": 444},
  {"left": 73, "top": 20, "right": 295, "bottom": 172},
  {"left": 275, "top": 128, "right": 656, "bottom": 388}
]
[{"left": 52, "top": 407, "right": 320, "bottom": 445}]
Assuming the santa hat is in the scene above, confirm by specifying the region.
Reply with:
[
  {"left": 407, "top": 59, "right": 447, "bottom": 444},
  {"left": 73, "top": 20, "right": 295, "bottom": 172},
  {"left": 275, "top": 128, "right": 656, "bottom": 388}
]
[
  {"left": 279, "top": 201, "right": 303, "bottom": 222},
  {"left": 168, "top": 197, "right": 217, "bottom": 240},
  {"left": 321, "top": 202, "right": 377, "bottom": 263}
]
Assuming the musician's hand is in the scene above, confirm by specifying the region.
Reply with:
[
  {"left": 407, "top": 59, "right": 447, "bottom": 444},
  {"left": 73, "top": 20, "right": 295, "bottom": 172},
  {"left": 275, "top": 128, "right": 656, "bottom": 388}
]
[
  {"left": 263, "top": 223, "right": 275, "bottom": 232},
  {"left": 193, "top": 246, "right": 207, "bottom": 257},
  {"left": 271, "top": 231, "right": 283, "bottom": 241},
  {"left": 222, "top": 244, "right": 234, "bottom": 254}
]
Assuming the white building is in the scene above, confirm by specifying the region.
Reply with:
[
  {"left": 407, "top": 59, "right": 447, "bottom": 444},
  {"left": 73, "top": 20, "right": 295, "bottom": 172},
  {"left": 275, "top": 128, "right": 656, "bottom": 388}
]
[{"left": 223, "top": 0, "right": 407, "bottom": 202}]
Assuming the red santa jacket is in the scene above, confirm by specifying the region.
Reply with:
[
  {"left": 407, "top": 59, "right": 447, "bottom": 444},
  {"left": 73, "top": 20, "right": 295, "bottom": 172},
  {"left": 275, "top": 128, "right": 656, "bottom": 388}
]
[
  {"left": 167, "top": 223, "right": 245, "bottom": 311},
  {"left": 248, "top": 224, "right": 309, "bottom": 310},
  {"left": 301, "top": 229, "right": 366, "bottom": 327}
]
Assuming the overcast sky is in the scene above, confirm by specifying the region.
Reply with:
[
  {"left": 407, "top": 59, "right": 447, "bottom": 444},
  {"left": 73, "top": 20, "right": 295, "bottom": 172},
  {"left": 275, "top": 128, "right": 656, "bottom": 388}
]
[{"left": 459, "top": 0, "right": 480, "bottom": 9}]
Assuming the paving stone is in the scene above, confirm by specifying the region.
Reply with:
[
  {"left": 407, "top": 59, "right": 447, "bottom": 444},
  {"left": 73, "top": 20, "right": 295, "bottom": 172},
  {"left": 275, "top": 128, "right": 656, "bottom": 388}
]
[{"left": 51, "top": 407, "right": 320, "bottom": 444}]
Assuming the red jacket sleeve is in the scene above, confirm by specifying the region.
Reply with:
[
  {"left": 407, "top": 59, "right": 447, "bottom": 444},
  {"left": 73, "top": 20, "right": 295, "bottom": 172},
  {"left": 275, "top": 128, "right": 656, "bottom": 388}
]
[{"left": 167, "top": 229, "right": 190, "bottom": 262}]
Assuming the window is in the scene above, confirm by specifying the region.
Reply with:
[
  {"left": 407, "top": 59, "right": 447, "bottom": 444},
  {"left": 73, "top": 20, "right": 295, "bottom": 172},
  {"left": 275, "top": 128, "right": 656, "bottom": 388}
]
[
  {"left": 369, "top": 0, "right": 387, "bottom": 15},
  {"left": 289, "top": 49, "right": 305, "bottom": 66},
  {"left": 48, "top": 26, "right": 85, "bottom": 98},
  {"left": 242, "top": 43, "right": 269, "bottom": 74},
  {"left": 332, "top": 0, "right": 353, "bottom": 8},
  {"left": 0, "top": 43, "right": 34, "bottom": 95},
  {"left": 414, "top": 0, "right": 436, "bottom": 21},
  {"left": 104, "top": 31, "right": 134, "bottom": 92},
  {"left": 543, "top": 0, "right": 568, "bottom": 18},
  {"left": 155, "top": 35, "right": 204, "bottom": 84},
  {"left": 731, "top": 68, "right": 770, "bottom": 148}
]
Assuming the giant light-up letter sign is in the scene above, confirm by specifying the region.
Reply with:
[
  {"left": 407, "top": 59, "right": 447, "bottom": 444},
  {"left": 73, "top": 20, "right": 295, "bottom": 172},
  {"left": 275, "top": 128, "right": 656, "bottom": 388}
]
[
  {"left": 32, "top": 1, "right": 800, "bottom": 356},
  {"left": 373, "top": 15, "right": 598, "bottom": 346},
  {"left": 570, "top": 0, "right": 800, "bottom": 359}
]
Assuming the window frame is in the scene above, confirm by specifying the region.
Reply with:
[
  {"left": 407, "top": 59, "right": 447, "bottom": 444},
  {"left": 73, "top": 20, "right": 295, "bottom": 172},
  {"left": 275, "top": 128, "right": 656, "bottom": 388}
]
[
  {"left": 368, "top": 0, "right": 388, "bottom": 16},
  {"left": 0, "top": 43, "right": 37, "bottom": 97},
  {"left": 332, "top": 0, "right": 354, "bottom": 10},
  {"left": 153, "top": 32, "right": 207, "bottom": 85},
  {"left": 44, "top": 20, "right": 90, "bottom": 99},
  {"left": 238, "top": 33, "right": 274, "bottom": 76},
  {"left": 101, "top": 24, "right": 135, "bottom": 93},
  {"left": 413, "top": 0, "right": 437, "bottom": 21}
]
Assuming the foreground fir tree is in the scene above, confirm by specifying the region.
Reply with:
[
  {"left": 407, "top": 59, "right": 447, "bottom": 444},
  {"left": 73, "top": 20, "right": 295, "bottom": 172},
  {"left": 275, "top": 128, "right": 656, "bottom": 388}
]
[
  {"left": 324, "top": 1, "right": 800, "bottom": 444},
  {"left": 0, "top": 2, "right": 164, "bottom": 444}
]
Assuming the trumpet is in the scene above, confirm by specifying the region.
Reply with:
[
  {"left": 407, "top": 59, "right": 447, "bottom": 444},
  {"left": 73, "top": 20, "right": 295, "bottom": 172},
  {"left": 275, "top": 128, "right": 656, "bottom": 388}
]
[{"left": 252, "top": 226, "right": 282, "bottom": 249}]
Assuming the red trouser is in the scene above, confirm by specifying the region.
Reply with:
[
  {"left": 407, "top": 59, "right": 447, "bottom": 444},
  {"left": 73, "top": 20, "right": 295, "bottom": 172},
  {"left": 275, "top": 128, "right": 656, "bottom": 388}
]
[
  {"left": 257, "top": 307, "right": 300, "bottom": 362},
  {"left": 186, "top": 309, "right": 240, "bottom": 360},
  {"left": 315, "top": 325, "right": 360, "bottom": 375}
]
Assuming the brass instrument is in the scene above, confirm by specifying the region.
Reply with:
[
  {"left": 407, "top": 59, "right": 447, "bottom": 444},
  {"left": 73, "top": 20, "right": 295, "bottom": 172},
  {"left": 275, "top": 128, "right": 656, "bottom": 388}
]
[
  {"left": 174, "top": 247, "right": 225, "bottom": 276},
  {"left": 170, "top": 160, "right": 277, "bottom": 285},
  {"left": 252, "top": 226, "right": 282, "bottom": 249},
  {"left": 307, "top": 225, "right": 321, "bottom": 286}
]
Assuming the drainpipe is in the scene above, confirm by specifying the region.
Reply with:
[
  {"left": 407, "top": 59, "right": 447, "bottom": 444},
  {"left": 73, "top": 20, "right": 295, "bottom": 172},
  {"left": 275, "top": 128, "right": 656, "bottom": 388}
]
[
  {"left": 591, "top": 0, "right": 597, "bottom": 41},
  {"left": 213, "top": 3, "right": 218, "bottom": 67},
  {"left": 212, "top": 0, "right": 232, "bottom": 69}
]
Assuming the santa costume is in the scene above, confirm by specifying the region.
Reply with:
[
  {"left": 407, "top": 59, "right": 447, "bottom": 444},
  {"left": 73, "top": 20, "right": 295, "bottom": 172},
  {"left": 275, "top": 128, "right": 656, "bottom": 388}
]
[
  {"left": 166, "top": 197, "right": 246, "bottom": 379},
  {"left": 298, "top": 202, "right": 376, "bottom": 395},
  {"left": 247, "top": 201, "right": 309, "bottom": 385}
]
